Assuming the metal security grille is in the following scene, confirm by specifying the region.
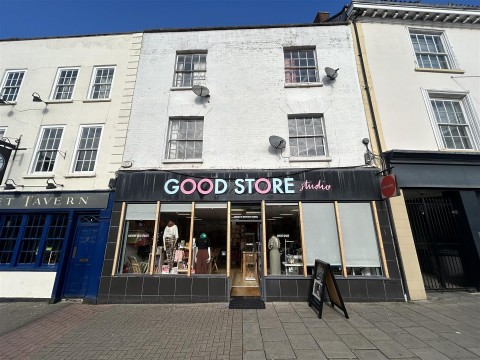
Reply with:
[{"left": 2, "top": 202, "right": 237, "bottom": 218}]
[
  {"left": 405, "top": 195, "right": 472, "bottom": 290},
  {"left": 79, "top": 214, "right": 100, "bottom": 224}
]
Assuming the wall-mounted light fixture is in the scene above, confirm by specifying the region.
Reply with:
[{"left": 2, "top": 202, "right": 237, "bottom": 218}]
[
  {"left": 46, "top": 178, "right": 63, "bottom": 190},
  {"left": 32, "top": 92, "right": 48, "bottom": 104},
  {"left": 3, "top": 179, "right": 24, "bottom": 191}
]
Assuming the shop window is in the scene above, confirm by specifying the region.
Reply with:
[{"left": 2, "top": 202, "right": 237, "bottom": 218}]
[
  {"left": 265, "top": 203, "right": 303, "bottom": 276},
  {"left": 193, "top": 203, "right": 228, "bottom": 275},
  {"left": 338, "top": 203, "right": 382, "bottom": 276},
  {"left": 0, "top": 214, "right": 68, "bottom": 268},
  {"left": 302, "top": 203, "right": 342, "bottom": 275},
  {"left": 157, "top": 203, "right": 192, "bottom": 275},
  {"left": 117, "top": 204, "right": 157, "bottom": 275}
]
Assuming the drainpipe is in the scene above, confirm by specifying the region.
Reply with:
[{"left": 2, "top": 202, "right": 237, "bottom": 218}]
[{"left": 352, "top": 16, "right": 409, "bottom": 301}]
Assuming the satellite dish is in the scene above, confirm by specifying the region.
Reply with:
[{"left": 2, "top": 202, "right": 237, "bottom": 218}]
[
  {"left": 192, "top": 85, "right": 210, "bottom": 97},
  {"left": 269, "top": 135, "right": 286, "bottom": 149},
  {"left": 325, "top": 67, "right": 339, "bottom": 80}
]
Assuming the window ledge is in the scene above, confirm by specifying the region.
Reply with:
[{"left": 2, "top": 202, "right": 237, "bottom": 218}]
[
  {"left": 46, "top": 100, "right": 74, "bottom": 104},
  {"left": 162, "top": 159, "right": 203, "bottom": 164},
  {"left": 82, "top": 98, "right": 111, "bottom": 103},
  {"left": 64, "top": 173, "right": 96, "bottom": 178},
  {"left": 415, "top": 68, "right": 465, "bottom": 74},
  {"left": 289, "top": 156, "right": 332, "bottom": 162},
  {"left": 23, "top": 174, "right": 56, "bottom": 179},
  {"left": 0, "top": 102, "right": 16, "bottom": 106},
  {"left": 170, "top": 87, "right": 193, "bottom": 91},
  {"left": 285, "top": 82, "right": 323, "bottom": 88},
  {"left": 438, "top": 148, "right": 480, "bottom": 153}
]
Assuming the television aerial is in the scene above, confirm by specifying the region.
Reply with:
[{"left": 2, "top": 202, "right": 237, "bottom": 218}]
[
  {"left": 192, "top": 85, "right": 210, "bottom": 98},
  {"left": 325, "top": 67, "right": 339, "bottom": 80}
]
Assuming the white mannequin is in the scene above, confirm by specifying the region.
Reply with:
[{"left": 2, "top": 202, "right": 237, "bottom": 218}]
[{"left": 163, "top": 220, "right": 179, "bottom": 248}]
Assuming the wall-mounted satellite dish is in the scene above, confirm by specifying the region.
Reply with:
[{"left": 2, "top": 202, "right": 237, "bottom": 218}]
[
  {"left": 269, "top": 135, "right": 286, "bottom": 149},
  {"left": 192, "top": 85, "right": 210, "bottom": 97},
  {"left": 325, "top": 67, "right": 339, "bottom": 80}
]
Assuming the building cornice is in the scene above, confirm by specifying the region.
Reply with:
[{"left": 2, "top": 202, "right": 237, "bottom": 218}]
[{"left": 346, "top": 1, "right": 480, "bottom": 25}]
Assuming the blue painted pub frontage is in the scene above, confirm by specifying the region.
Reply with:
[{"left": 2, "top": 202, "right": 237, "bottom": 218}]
[{"left": 0, "top": 191, "right": 114, "bottom": 303}]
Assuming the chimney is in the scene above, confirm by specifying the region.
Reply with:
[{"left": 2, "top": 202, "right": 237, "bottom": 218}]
[{"left": 314, "top": 12, "right": 330, "bottom": 23}]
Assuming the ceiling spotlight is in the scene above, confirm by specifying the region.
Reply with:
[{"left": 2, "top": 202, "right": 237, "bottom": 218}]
[
  {"left": 4, "top": 179, "right": 24, "bottom": 191},
  {"left": 46, "top": 178, "right": 63, "bottom": 190},
  {"left": 325, "top": 67, "right": 339, "bottom": 80}
]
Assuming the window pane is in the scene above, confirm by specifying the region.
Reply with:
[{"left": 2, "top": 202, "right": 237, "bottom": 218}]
[
  {"left": 338, "top": 203, "right": 382, "bottom": 270},
  {"left": 283, "top": 49, "right": 318, "bottom": 83},
  {"left": 74, "top": 126, "right": 102, "bottom": 172},
  {"left": 0, "top": 215, "right": 22, "bottom": 264},
  {"left": 302, "top": 203, "right": 341, "bottom": 266},
  {"left": 33, "top": 127, "right": 63, "bottom": 173}
]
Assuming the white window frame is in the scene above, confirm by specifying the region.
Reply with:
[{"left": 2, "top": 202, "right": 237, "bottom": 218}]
[
  {"left": 50, "top": 67, "right": 80, "bottom": 100},
  {"left": 173, "top": 52, "right": 207, "bottom": 88},
  {"left": 0, "top": 127, "right": 6, "bottom": 140},
  {"left": 88, "top": 66, "right": 115, "bottom": 99},
  {"left": 165, "top": 117, "right": 204, "bottom": 160},
  {"left": 422, "top": 89, "right": 480, "bottom": 151},
  {"left": 284, "top": 48, "right": 319, "bottom": 84},
  {"left": 408, "top": 28, "right": 459, "bottom": 70},
  {"left": 30, "top": 125, "right": 66, "bottom": 174},
  {"left": 0, "top": 70, "right": 26, "bottom": 103},
  {"left": 70, "top": 124, "right": 104, "bottom": 174},
  {"left": 288, "top": 114, "right": 328, "bottom": 158}
]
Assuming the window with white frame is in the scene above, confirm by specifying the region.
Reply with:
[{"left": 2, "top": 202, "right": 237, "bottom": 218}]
[
  {"left": 52, "top": 68, "right": 79, "bottom": 100},
  {"left": 409, "top": 30, "right": 455, "bottom": 70},
  {"left": 0, "top": 127, "right": 6, "bottom": 140},
  {"left": 166, "top": 118, "right": 203, "bottom": 160},
  {"left": 427, "top": 93, "right": 480, "bottom": 150},
  {"left": 89, "top": 66, "right": 115, "bottom": 99},
  {"left": 284, "top": 49, "right": 318, "bottom": 83},
  {"left": 31, "top": 127, "right": 64, "bottom": 173},
  {"left": 72, "top": 126, "right": 102, "bottom": 172},
  {"left": 288, "top": 115, "right": 327, "bottom": 157},
  {"left": 173, "top": 53, "right": 207, "bottom": 88},
  {"left": 0, "top": 70, "right": 25, "bottom": 102}
]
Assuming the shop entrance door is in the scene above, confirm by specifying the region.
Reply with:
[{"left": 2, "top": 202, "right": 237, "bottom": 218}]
[{"left": 230, "top": 204, "right": 263, "bottom": 299}]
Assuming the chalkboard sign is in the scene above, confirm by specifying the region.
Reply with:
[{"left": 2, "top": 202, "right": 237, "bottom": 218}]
[{"left": 308, "top": 259, "right": 349, "bottom": 319}]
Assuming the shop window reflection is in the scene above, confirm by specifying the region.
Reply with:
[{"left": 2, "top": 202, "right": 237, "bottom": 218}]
[{"left": 265, "top": 203, "right": 303, "bottom": 275}]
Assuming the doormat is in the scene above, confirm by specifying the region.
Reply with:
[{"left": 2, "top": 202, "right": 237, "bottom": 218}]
[{"left": 229, "top": 297, "right": 265, "bottom": 309}]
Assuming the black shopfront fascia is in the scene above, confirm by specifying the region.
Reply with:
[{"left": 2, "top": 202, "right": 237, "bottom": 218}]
[{"left": 98, "top": 167, "right": 406, "bottom": 304}]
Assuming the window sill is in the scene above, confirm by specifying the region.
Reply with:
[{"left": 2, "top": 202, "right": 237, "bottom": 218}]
[
  {"left": 82, "top": 98, "right": 111, "bottom": 103},
  {"left": 289, "top": 156, "right": 332, "bottom": 162},
  {"left": 46, "top": 100, "right": 74, "bottom": 104},
  {"left": 64, "top": 173, "right": 96, "bottom": 178},
  {"left": 0, "top": 101, "right": 16, "bottom": 106},
  {"left": 23, "top": 174, "right": 56, "bottom": 179},
  {"left": 438, "top": 148, "right": 480, "bottom": 153},
  {"left": 170, "top": 87, "right": 193, "bottom": 91},
  {"left": 162, "top": 159, "right": 203, "bottom": 164},
  {"left": 414, "top": 68, "right": 465, "bottom": 74},
  {"left": 285, "top": 82, "right": 323, "bottom": 88}
]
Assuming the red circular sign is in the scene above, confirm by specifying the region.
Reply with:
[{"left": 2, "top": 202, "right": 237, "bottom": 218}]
[{"left": 380, "top": 174, "right": 397, "bottom": 198}]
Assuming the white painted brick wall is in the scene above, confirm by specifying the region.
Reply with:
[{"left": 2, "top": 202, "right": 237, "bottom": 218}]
[{"left": 124, "top": 25, "right": 370, "bottom": 170}]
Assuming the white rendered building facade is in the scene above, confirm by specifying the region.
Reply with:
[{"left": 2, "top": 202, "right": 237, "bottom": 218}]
[
  {"left": 99, "top": 24, "right": 406, "bottom": 304},
  {"left": 0, "top": 33, "right": 142, "bottom": 301}
]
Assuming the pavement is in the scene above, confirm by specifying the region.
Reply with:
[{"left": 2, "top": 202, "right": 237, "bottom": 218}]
[{"left": 0, "top": 292, "right": 479, "bottom": 360}]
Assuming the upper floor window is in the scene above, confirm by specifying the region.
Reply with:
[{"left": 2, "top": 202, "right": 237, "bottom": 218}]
[
  {"left": 173, "top": 53, "right": 207, "bottom": 88},
  {"left": 31, "top": 126, "right": 64, "bottom": 173},
  {"left": 89, "top": 66, "right": 115, "bottom": 99},
  {"left": 166, "top": 118, "right": 203, "bottom": 160},
  {"left": 288, "top": 115, "right": 327, "bottom": 157},
  {"left": 284, "top": 49, "right": 318, "bottom": 84},
  {"left": 72, "top": 125, "right": 103, "bottom": 173},
  {"left": 409, "top": 31, "right": 455, "bottom": 70},
  {"left": 0, "top": 70, "right": 25, "bottom": 102},
  {"left": 424, "top": 90, "right": 480, "bottom": 151},
  {"left": 51, "top": 68, "right": 79, "bottom": 100},
  {"left": 0, "top": 127, "right": 6, "bottom": 140}
]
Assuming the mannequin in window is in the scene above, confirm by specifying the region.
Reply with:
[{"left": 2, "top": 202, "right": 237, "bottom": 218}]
[
  {"left": 195, "top": 232, "right": 211, "bottom": 274},
  {"left": 268, "top": 234, "right": 281, "bottom": 275},
  {"left": 163, "top": 220, "right": 179, "bottom": 270}
]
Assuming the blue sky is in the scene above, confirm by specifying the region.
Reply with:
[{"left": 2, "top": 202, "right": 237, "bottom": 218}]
[{"left": 0, "top": 0, "right": 479, "bottom": 39}]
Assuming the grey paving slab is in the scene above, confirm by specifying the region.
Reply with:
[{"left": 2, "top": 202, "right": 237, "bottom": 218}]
[
  {"left": 390, "top": 333, "right": 430, "bottom": 350},
  {"left": 410, "top": 348, "right": 451, "bottom": 360},
  {"left": 282, "top": 322, "right": 311, "bottom": 335},
  {"left": 354, "top": 349, "right": 390, "bottom": 360},
  {"left": 243, "top": 350, "right": 267, "bottom": 360},
  {"left": 261, "top": 328, "right": 288, "bottom": 342},
  {"left": 370, "top": 339, "right": 415, "bottom": 359},
  {"left": 287, "top": 334, "right": 319, "bottom": 350},
  {"left": 293, "top": 349, "right": 327, "bottom": 360},
  {"left": 357, "top": 326, "right": 392, "bottom": 341},
  {"left": 339, "top": 334, "right": 377, "bottom": 350},
  {"left": 263, "top": 341, "right": 296, "bottom": 360},
  {"left": 317, "top": 340, "right": 356, "bottom": 359},
  {"left": 424, "top": 339, "right": 479, "bottom": 359}
]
